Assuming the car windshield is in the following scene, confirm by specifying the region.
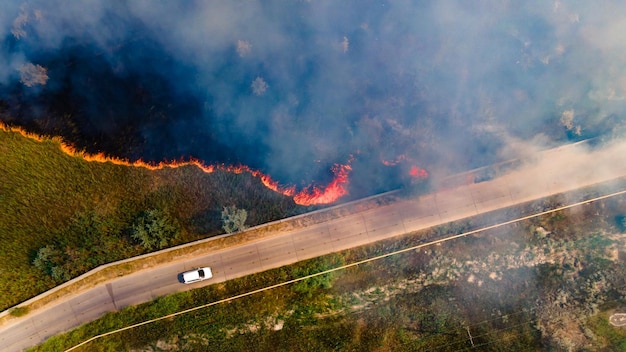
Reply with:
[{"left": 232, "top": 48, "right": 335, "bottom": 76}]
[{"left": 198, "top": 269, "right": 205, "bottom": 278}]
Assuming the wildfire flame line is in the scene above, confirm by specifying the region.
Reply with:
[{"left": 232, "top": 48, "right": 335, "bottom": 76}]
[
  {"left": 293, "top": 163, "right": 352, "bottom": 205},
  {"left": 409, "top": 165, "right": 428, "bottom": 179},
  {"left": 381, "top": 154, "right": 409, "bottom": 166},
  {"left": 0, "top": 122, "right": 351, "bottom": 206},
  {"left": 382, "top": 154, "right": 429, "bottom": 180}
]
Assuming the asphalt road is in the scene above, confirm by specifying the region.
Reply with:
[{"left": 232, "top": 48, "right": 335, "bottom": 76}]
[{"left": 2, "top": 140, "right": 626, "bottom": 351}]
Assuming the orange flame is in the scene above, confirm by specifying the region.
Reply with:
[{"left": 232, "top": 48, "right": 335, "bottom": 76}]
[
  {"left": 0, "top": 122, "right": 356, "bottom": 205},
  {"left": 381, "top": 154, "right": 409, "bottom": 166},
  {"left": 409, "top": 165, "right": 428, "bottom": 179},
  {"left": 382, "top": 154, "right": 428, "bottom": 180},
  {"left": 292, "top": 163, "right": 352, "bottom": 206}
]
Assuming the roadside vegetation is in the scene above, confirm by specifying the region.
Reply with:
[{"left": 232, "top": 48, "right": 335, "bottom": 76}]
[
  {"left": 221, "top": 205, "right": 249, "bottom": 234},
  {"left": 30, "top": 190, "right": 626, "bottom": 351},
  {"left": 0, "top": 129, "right": 305, "bottom": 310}
]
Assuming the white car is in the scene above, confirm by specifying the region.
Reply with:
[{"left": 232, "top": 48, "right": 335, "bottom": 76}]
[{"left": 181, "top": 267, "right": 213, "bottom": 284}]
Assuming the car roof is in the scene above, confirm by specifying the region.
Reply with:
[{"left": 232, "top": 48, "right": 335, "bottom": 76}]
[
  {"left": 182, "top": 267, "right": 212, "bottom": 282},
  {"left": 183, "top": 270, "right": 201, "bottom": 282}
]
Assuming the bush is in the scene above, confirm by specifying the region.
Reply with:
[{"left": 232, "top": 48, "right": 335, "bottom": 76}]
[
  {"left": 9, "top": 306, "right": 29, "bottom": 317},
  {"left": 292, "top": 255, "right": 344, "bottom": 297},
  {"left": 132, "top": 210, "right": 180, "bottom": 250},
  {"left": 221, "top": 206, "right": 248, "bottom": 234},
  {"left": 32, "top": 245, "right": 63, "bottom": 274},
  {"left": 32, "top": 245, "right": 70, "bottom": 283}
]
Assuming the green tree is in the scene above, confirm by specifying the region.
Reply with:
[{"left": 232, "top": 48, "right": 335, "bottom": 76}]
[
  {"left": 221, "top": 205, "right": 248, "bottom": 234},
  {"left": 33, "top": 245, "right": 62, "bottom": 274},
  {"left": 32, "top": 244, "right": 70, "bottom": 283},
  {"left": 292, "top": 254, "right": 344, "bottom": 297},
  {"left": 132, "top": 209, "right": 180, "bottom": 250}
]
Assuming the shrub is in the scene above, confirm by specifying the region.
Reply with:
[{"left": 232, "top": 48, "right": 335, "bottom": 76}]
[
  {"left": 33, "top": 245, "right": 70, "bottom": 282},
  {"left": 132, "top": 210, "right": 180, "bottom": 250},
  {"left": 32, "top": 245, "right": 63, "bottom": 274},
  {"left": 221, "top": 206, "right": 248, "bottom": 234},
  {"left": 9, "top": 306, "right": 29, "bottom": 317},
  {"left": 292, "top": 255, "right": 345, "bottom": 297}
]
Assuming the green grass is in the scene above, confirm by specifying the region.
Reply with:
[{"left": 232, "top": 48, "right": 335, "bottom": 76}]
[
  {"left": 0, "top": 129, "right": 304, "bottom": 310},
  {"left": 5, "top": 126, "right": 626, "bottom": 350},
  {"left": 586, "top": 308, "right": 626, "bottom": 351},
  {"left": 28, "top": 185, "right": 626, "bottom": 352},
  {"left": 27, "top": 228, "right": 546, "bottom": 352},
  {"left": 8, "top": 306, "right": 29, "bottom": 317}
]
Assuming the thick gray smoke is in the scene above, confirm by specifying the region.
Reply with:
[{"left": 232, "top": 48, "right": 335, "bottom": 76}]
[{"left": 1, "top": 0, "right": 625, "bottom": 196}]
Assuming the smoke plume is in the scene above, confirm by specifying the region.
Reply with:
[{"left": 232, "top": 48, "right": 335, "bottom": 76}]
[{"left": 1, "top": 0, "right": 625, "bottom": 201}]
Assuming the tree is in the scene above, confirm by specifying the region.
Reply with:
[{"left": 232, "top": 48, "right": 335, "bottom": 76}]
[
  {"left": 251, "top": 76, "right": 268, "bottom": 96},
  {"left": 32, "top": 244, "right": 70, "bottom": 283},
  {"left": 132, "top": 209, "right": 180, "bottom": 250},
  {"left": 18, "top": 63, "right": 48, "bottom": 87},
  {"left": 237, "top": 39, "right": 252, "bottom": 57},
  {"left": 33, "top": 245, "right": 61, "bottom": 274},
  {"left": 221, "top": 206, "right": 248, "bottom": 234},
  {"left": 292, "top": 254, "right": 344, "bottom": 297}
]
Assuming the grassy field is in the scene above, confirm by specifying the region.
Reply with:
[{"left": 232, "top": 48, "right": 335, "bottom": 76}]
[
  {"left": 586, "top": 309, "right": 626, "bottom": 351},
  {"left": 29, "top": 192, "right": 626, "bottom": 351},
  {"left": 0, "top": 128, "right": 305, "bottom": 310}
]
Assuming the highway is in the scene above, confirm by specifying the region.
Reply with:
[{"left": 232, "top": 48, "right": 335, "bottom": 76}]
[{"left": 2, "top": 140, "right": 626, "bottom": 351}]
